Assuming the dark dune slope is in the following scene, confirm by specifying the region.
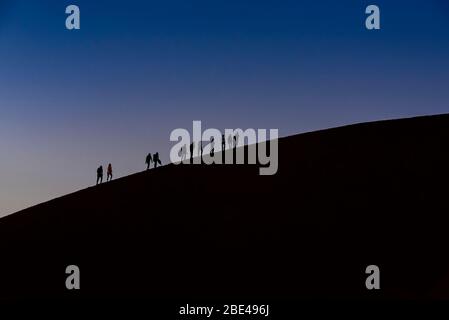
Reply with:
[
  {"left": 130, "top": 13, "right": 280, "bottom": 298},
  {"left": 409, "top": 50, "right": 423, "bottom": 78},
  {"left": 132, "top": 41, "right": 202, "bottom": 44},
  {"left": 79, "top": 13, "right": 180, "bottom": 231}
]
[{"left": 1, "top": 114, "right": 449, "bottom": 300}]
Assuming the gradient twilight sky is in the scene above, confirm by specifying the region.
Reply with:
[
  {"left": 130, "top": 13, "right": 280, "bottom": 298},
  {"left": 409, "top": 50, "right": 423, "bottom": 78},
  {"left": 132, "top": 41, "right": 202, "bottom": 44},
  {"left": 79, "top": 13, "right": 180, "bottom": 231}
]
[{"left": 0, "top": 0, "right": 448, "bottom": 216}]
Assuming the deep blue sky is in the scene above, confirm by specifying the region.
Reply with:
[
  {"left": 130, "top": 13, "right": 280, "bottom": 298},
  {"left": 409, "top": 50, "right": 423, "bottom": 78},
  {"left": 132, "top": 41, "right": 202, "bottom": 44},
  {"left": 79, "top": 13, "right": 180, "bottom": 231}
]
[{"left": 0, "top": 0, "right": 448, "bottom": 215}]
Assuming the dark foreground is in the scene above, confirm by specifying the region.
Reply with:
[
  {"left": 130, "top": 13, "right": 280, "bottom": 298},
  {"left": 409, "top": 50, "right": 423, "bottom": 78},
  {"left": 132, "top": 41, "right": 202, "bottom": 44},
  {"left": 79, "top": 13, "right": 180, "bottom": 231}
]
[{"left": 1, "top": 114, "right": 449, "bottom": 304}]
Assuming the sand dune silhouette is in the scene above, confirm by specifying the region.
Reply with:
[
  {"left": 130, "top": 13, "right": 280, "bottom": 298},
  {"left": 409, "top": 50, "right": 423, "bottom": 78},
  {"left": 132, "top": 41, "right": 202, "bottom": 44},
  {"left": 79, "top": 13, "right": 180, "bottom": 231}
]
[{"left": 1, "top": 114, "right": 449, "bottom": 300}]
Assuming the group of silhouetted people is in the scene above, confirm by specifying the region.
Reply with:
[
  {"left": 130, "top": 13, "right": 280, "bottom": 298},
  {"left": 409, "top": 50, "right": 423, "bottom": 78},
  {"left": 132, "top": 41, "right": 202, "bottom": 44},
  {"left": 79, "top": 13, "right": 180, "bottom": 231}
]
[
  {"left": 96, "top": 152, "right": 162, "bottom": 185},
  {"left": 96, "top": 163, "right": 113, "bottom": 185},
  {"left": 177, "top": 134, "right": 240, "bottom": 164},
  {"left": 94, "top": 134, "right": 240, "bottom": 186},
  {"left": 94, "top": 135, "right": 246, "bottom": 184},
  {"left": 145, "top": 152, "right": 162, "bottom": 170}
]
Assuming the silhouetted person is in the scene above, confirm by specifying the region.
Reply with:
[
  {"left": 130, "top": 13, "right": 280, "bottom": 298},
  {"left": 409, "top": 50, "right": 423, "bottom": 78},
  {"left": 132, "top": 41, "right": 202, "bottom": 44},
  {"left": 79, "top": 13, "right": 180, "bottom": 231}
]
[
  {"left": 228, "top": 134, "right": 233, "bottom": 149},
  {"left": 190, "top": 142, "right": 194, "bottom": 163},
  {"left": 198, "top": 140, "right": 203, "bottom": 164},
  {"left": 179, "top": 145, "right": 187, "bottom": 162},
  {"left": 153, "top": 152, "right": 162, "bottom": 168},
  {"left": 221, "top": 134, "right": 226, "bottom": 151},
  {"left": 145, "top": 153, "right": 153, "bottom": 170},
  {"left": 96, "top": 166, "right": 103, "bottom": 185},
  {"left": 198, "top": 141, "right": 203, "bottom": 157},
  {"left": 210, "top": 137, "right": 215, "bottom": 157},
  {"left": 221, "top": 134, "right": 226, "bottom": 161},
  {"left": 107, "top": 163, "right": 113, "bottom": 182}
]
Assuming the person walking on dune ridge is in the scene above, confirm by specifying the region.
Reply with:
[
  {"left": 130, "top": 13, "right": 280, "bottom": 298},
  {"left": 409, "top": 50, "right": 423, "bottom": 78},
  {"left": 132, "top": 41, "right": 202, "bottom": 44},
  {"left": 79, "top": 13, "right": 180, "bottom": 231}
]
[
  {"left": 153, "top": 152, "right": 162, "bottom": 168},
  {"left": 107, "top": 163, "right": 113, "bottom": 182},
  {"left": 96, "top": 165, "right": 103, "bottom": 185},
  {"left": 221, "top": 134, "right": 226, "bottom": 152},
  {"left": 210, "top": 137, "right": 215, "bottom": 157},
  {"left": 145, "top": 153, "right": 153, "bottom": 170},
  {"left": 179, "top": 145, "right": 187, "bottom": 162},
  {"left": 189, "top": 142, "right": 195, "bottom": 163}
]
